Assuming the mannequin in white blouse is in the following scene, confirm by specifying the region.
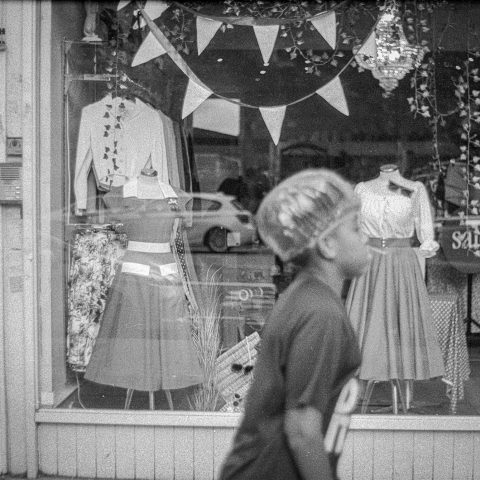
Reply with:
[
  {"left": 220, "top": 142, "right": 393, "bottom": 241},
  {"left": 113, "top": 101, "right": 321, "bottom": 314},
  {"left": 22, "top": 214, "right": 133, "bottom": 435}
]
[
  {"left": 350, "top": 163, "right": 443, "bottom": 412},
  {"left": 358, "top": 163, "right": 439, "bottom": 258}
]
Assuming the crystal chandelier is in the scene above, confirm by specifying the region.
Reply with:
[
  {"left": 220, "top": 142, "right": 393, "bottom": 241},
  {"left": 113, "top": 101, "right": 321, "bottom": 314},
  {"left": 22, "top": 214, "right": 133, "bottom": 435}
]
[{"left": 354, "top": 0, "right": 424, "bottom": 96}]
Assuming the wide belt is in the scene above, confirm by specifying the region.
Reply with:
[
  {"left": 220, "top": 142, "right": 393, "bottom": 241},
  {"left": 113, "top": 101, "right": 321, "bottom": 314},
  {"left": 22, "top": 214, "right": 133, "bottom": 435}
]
[
  {"left": 368, "top": 237, "right": 416, "bottom": 248},
  {"left": 121, "top": 261, "right": 178, "bottom": 277},
  {"left": 127, "top": 241, "right": 171, "bottom": 253}
]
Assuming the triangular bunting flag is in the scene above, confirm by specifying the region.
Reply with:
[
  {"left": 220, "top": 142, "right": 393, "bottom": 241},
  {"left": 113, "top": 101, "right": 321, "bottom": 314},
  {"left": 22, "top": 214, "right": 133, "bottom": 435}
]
[
  {"left": 356, "top": 30, "right": 376, "bottom": 58},
  {"left": 117, "top": 0, "right": 130, "bottom": 11},
  {"left": 196, "top": 17, "right": 223, "bottom": 55},
  {"left": 316, "top": 77, "right": 349, "bottom": 116},
  {"left": 309, "top": 11, "right": 336, "bottom": 49},
  {"left": 131, "top": 31, "right": 166, "bottom": 67},
  {"left": 253, "top": 25, "right": 279, "bottom": 64},
  {"left": 133, "top": 1, "right": 169, "bottom": 29},
  {"left": 182, "top": 80, "right": 212, "bottom": 119},
  {"left": 259, "top": 106, "right": 286, "bottom": 145}
]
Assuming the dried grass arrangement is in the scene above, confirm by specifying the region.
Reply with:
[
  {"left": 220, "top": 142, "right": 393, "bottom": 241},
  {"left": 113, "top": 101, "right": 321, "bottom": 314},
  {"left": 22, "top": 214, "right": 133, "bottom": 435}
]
[{"left": 190, "top": 267, "right": 223, "bottom": 411}]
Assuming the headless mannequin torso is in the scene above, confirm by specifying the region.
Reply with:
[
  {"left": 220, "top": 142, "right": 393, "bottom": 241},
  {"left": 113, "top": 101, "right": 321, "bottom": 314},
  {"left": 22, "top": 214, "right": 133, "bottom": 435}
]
[
  {"left": 363, "top": 163, "right": 416, "bottom": 197},
  {"left": 351, "top": 163, "right": 443, "bottom": 412}
]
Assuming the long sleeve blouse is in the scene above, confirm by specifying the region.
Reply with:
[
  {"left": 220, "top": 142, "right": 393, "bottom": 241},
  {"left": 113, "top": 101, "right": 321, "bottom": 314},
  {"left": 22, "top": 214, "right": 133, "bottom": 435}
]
[
  {"left": 74, "top": 95, "right": 169, "bottom": 211},
  {"left": 355, "top": 181, "right": 439, "bottom": 257}
]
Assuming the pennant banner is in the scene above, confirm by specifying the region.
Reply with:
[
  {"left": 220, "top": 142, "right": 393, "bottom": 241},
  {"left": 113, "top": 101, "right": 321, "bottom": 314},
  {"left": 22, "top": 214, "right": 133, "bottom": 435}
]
[
  {"left": 182, "top": 80, "right": 213, "bottom": 119},
  {"left": 253, "top": 25, "right": 279, "bottom": 64},
  {"left": 309, "top": 11, "right": 336, "bottom": 49},
  {"left": 356, "top": 30, "right": 376, "bottom": 58},
  {"left": 259, "top": 106, "right": 286, "bottom": 145},
  {"left": 133, "top": 1, "right": 169, "bottom": 29},
  {"left": 132, "top": 31, "right": 166, "bottom": 67},
  {"left": 117, "top": 0, "right": 130, "bottom": 11},
  {"left": 196, "top": 17, "right": 223, "bottom": 55},
  {"left": 135, "top": 4, "right": 211, "bottom": 92},
  {"left": 316, "top": 76, "right": 349, "bottom": 116}
]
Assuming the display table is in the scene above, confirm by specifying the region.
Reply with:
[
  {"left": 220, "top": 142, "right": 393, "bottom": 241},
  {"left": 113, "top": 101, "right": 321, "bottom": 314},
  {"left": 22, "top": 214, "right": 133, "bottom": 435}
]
[
  {"left": 430, "top": 293, "right": 471, "bottom": 413},
  {"left": 427, "top": 255, "right": 480, "bottom": 325}
]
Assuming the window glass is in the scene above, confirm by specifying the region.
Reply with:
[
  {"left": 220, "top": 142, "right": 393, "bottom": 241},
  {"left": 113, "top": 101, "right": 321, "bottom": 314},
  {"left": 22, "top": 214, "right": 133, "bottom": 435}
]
[
  {"left": 192, "top": 198, "right": 222, "bottom": 212},
  {"left": 50, "top": 1, "right": 480, "bottom": 415}
]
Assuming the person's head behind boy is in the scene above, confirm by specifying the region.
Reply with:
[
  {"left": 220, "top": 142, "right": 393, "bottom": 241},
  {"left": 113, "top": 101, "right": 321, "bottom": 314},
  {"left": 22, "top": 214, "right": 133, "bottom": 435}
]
[{"left": 256, "top": 168, "right": 371, "bottom": 280}]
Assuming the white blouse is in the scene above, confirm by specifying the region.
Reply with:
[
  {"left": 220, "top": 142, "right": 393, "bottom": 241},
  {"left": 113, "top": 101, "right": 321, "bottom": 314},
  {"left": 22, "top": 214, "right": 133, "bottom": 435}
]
[
  {"left": 74, "top": 96, "right": 169, "bottom": 211},
  {"left": 355, "top": 181, "right": 439, "bottom": 257}
]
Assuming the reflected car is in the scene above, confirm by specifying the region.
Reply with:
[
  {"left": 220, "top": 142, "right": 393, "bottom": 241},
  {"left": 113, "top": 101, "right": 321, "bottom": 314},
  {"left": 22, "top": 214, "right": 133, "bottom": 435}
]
[{"left": 186, "top": 193, "right": 257, "bottom": 252}]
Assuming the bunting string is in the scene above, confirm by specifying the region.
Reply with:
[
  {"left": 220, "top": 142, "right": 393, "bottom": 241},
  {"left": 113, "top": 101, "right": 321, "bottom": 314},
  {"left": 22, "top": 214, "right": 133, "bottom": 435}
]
[
  {"left": 136, "top": 2, "right": 379, "bottom": 110},
  {"left": 136, "top": 1, "right": 211, "bottom": 91},
  {"left": 170, "top": 0, "right": 349, "bottom": 26}
]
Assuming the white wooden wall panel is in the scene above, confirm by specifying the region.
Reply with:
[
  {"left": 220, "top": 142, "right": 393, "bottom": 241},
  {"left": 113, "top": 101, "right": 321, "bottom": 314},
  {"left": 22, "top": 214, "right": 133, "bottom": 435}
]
[
  {"left": 194, "top": 427, "right": 215, "bottom": 480},
  {"left": 337, "top": 432, "right": 353, "bottom": 480},
  {"left": 96, "top": 425, "right": 116, "bottom": 479},
  {"left": 37, "top": 424, "right": 57, "bottom": 476},
  {"left": 433, "top": 431, "right": 455, "bottom": 480},
  {"left": 473, "top": 433, "right": 480, "bottom": 480},
  {"left": 452, "top": 431, "right": 473, "bottom": 480},
  {"left": 34, "top": 423, "right": 480, "bottom": 480},
  {"left": 413, "top": 431, "right": 434, "bottom": 480},
  {"left": 392, "top": 431, "right": 414, "bottom": 480},
  {"left": 154, "top": 426, "right": 174, "bottom": 480},
  {"left": 213, "top": 428, "right": 235, "bottom": 480},
  {"left": 373, "top": 431, "right": 394, "bottom": 480},
  {"left": 57, "top": 424, "right": 77, "bottom": 477},
  {"left": 76, "top": 425, "right": 97, "bottom": 478},
  {"left": 174, "top": 427, "right": 194, "bottom": 480},
  {"left": 115, "top": 426, "right": 135, "bottom": 479},
  {"left": 352, "top": 430, "right": 374, "bottom": 480},
  {"left": 134, "top": 427, "right": 155, "bottom": 479}
]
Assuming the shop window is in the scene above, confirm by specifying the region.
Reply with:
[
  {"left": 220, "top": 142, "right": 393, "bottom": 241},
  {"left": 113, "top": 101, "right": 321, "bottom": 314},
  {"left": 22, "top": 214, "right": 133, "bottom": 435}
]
[{"left": 43, "top": 1, "right": 480, "bottom": 416}]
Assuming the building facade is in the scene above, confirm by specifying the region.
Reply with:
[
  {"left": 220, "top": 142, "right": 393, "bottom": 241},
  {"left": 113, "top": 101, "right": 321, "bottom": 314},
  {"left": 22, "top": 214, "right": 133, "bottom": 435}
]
[{"left": 1, "top": 1, "right": 480, "bottom": 479}]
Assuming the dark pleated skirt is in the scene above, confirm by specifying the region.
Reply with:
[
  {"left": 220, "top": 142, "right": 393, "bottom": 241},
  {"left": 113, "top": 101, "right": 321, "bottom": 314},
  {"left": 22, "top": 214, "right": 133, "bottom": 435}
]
[
  {"left": 85, "top": 252, "right": 202, "bottom": 391},
  {"left": 346, "top": 246, "right": 445, "bottom": 381}
]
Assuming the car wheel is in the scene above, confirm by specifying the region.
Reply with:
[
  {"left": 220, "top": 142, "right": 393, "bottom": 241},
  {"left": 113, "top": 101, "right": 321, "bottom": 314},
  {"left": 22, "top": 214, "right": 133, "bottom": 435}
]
[{"left": 206, "top": 227, "right": 229, "bottom": 253}]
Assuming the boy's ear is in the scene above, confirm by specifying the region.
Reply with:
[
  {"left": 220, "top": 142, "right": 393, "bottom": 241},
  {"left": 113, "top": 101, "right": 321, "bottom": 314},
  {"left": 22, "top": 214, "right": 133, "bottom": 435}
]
[{"left": 315, "top": 234, "right": 338, "bottom": 259}]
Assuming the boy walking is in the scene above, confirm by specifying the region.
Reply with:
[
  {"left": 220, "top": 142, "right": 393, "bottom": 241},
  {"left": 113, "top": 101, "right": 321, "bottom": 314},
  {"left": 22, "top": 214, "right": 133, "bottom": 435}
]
[{"left": 219, "top": 169, "right": 371, "bottom": 480}]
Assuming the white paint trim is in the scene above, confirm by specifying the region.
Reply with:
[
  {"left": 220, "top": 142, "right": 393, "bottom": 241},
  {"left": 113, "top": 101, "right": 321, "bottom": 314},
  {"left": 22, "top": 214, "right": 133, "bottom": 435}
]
[
  {"left": 350, "top": 415, "right": 480, "bottom": 431},
  {"left": 21, "top": 1, "right": 40, "bottom": 477},
  {"left": 0, "top": 0, "right": 6, "bottom": 163},
  {"left": 36, "top": 409, "right": 243, "bottom": 428},
  {"left": 37, "top": 0, "right": 54, "bottom": 410},
  {"left": 35, "top": 409, "right": 480, "bottom": 431},
  {"left": 0, "top": 5, "right": 8, "bottom": 472}
]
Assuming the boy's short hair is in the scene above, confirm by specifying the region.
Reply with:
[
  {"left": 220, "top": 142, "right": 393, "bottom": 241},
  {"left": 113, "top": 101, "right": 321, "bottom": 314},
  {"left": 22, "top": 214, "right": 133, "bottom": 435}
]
[{"left": 256, "top": 169, "right": 359, "bottom": 263}]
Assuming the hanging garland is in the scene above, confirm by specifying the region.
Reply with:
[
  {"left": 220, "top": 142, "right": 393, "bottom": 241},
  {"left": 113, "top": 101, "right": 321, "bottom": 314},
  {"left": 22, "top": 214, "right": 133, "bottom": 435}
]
[
  {"left": 129, "top": 1, "right": 378, "bottom": 75},
  {"left": 407, "top": 1, "right": 453, "bottom": 175},
  {"left": 454, "top": 43, "right": 480, "bottom": 215}
]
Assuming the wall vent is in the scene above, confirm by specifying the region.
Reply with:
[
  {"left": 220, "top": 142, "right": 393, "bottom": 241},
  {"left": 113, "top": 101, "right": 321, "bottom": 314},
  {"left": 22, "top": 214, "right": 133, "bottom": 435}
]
[{"left": 0, "top": 162, "right": 22, "bottom": 204}]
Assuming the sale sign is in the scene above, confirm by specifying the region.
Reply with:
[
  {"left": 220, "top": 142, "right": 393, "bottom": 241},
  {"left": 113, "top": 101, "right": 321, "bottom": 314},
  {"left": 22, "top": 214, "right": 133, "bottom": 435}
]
[{"left": 439, "top": 219, "right": 480, "bottom": 274}]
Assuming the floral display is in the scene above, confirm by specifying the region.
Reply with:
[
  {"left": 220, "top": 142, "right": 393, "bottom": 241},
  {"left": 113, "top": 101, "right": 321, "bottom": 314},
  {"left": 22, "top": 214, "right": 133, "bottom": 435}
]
[{"left": 67, "top": 228, "right": 126, "bottom": 372}]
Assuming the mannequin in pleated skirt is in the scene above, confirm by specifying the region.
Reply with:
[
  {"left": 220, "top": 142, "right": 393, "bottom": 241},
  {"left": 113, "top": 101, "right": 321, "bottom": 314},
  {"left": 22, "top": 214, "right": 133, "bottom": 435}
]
[
  {"left": 346, "top": 165, "right": 444, "bottom": 411},
  {"left": 85, "top": 174, "right": 202, "bottom": 408}
]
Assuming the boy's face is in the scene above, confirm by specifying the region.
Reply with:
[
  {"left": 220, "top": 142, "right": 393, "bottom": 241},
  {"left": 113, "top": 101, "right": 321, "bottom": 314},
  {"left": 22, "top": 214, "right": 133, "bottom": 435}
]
[{"left": 331, "top": 210, "right": 371, "bottom": 279}]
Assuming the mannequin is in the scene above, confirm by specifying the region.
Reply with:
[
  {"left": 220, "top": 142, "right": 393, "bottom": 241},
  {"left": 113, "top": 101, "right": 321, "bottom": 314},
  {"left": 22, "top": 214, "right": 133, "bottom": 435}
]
[
  {"left": 74, "top": 94, "right": 170, "bottom": 215},
  {"left": 346, "top": 163, "right": 444, "bottom": 413},
  {"left": 82, "top": 1, "right": 101, "bottom": 42},
  {"left": 84, "top": 170, "right": 202, "bottom": 409}
]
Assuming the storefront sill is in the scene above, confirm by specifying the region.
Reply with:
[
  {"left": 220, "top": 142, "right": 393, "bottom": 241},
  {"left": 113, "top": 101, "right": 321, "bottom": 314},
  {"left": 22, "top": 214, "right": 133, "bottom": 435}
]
[
  {"left": 35, "top": 409, "right": 480, "bottom": 431},
  {"left": 35, "top": 408, "right": 242, "bottom": 427},
  {"left": 350, "top": 414, "right": 480, "bottom": 431}
]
